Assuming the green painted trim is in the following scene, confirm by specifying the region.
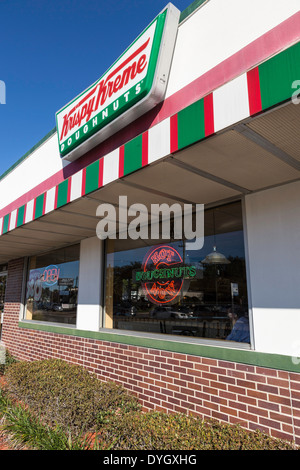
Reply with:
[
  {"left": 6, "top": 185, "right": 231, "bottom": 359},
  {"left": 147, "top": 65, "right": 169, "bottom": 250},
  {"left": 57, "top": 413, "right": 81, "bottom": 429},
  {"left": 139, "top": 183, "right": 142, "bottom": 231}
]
[
  {"left": 0, "top": 127, "right": 56, "bottom": 183},
  {"left": 34, "top": 193, "right": 44, "bottom": 219},
  {"left": 18, "top": 321, "right": 300, "bottom": 374},
  {"left": 259, "top": 41, "right": 300, "bottom": 111},
  {"left": 56, "top": 179, "right": 69, "bottom": 208},
  {"left": 85, "top": 159, "right": 100, "bottom": 195},
  {"left": 16, "top": 205, "right": 25, "bottom": 227},
  {"left": 145, "top": 9, "right": 167, "bottom": 96},
  {"left": 179, "top": 0, "right": 208, "bottom": 23},
  {"left": 2, "top": 214, "right": 9, "bottom": 234},
  {"left": 124, "top": 134, "right": 143, "bottom": 175},
  {"left": 177, "top": 98, "right": 205, "bottom": 150}
]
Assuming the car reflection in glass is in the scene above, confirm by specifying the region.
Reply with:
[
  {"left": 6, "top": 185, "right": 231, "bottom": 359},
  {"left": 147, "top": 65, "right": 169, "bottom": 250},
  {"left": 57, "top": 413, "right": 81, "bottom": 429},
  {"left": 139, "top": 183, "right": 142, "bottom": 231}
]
[{"left": 150, "top": 306, "right": 189, "bottom": 319}]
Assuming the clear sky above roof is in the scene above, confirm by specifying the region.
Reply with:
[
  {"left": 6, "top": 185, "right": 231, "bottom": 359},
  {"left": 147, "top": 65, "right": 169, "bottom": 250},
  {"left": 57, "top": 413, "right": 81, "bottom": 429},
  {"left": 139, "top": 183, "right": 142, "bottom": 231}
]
[{"left": 0, "top": 0, "right": 193, "bottom": 177}]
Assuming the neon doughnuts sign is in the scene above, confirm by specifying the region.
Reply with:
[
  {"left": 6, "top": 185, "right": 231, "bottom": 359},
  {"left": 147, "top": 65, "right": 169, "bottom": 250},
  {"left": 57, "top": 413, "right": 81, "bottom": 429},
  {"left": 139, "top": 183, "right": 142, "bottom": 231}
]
[{"left": 136, "top": 245, "right": 197, "bottom": 304}]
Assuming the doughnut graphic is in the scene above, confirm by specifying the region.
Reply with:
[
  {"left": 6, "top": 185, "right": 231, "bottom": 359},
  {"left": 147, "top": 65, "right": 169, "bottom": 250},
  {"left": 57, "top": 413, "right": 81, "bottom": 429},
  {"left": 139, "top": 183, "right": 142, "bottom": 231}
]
[{"left": 141, "top": 245, "right": 184, "bottom": 304}]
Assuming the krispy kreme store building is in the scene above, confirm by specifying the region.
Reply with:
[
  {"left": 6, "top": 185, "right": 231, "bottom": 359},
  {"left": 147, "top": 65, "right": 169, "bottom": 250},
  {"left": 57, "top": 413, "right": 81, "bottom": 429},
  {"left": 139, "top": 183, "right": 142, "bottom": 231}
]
[{"left": 1, "top": 0, "right": 300, "bottom": 445}]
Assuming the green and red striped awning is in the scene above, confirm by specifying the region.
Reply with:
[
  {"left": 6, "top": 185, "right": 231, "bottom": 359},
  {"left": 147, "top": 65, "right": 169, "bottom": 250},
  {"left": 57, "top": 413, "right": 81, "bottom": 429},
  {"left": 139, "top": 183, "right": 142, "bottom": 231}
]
[{"left": 1, "top": 40, "right": 300, "bottom": 236}]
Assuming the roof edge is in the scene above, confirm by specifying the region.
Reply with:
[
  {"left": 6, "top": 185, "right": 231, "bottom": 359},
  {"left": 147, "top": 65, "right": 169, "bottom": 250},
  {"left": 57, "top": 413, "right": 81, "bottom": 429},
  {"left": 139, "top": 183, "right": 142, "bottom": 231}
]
[
  {"left": 0, "top": 126, "right": 57, "bottom": 183},
  {"left": 179, "top": 0, "right": 209, "bottom": 23}
]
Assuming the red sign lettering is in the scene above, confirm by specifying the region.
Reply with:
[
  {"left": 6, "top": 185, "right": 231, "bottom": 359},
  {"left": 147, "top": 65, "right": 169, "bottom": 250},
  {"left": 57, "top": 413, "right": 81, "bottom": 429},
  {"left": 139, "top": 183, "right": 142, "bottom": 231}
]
[{"left": 60, "top": 38, "right": 150, "bottom": 141}]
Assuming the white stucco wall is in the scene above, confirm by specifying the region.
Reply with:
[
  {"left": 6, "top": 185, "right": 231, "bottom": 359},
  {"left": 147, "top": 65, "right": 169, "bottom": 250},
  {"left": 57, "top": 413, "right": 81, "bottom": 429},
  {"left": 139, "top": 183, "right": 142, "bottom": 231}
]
[
  {"left": 166, "top": 0, "right": 300, "bottom": 98},
  {"left": 76, "top": 236, "right": 104, "bottom": 331},
  {"left": 244, "top": 181, "right": 300, "bottom": 358},
  {"left": 0, "top": 132, "right": 68, "bottom": 211}
]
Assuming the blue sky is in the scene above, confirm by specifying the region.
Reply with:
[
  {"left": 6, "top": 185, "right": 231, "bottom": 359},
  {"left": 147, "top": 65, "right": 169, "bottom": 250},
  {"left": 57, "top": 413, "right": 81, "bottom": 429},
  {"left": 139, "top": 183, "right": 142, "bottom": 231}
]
[{"left": 0, "top": 0, "right": 192, "bottom": 178}]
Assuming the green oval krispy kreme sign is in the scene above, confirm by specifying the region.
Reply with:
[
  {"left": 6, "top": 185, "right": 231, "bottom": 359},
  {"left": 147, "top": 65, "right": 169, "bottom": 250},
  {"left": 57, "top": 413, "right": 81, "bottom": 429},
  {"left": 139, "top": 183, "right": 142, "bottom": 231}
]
[{"left": 56, "top": 4, "right": 180, "bottom": 162}]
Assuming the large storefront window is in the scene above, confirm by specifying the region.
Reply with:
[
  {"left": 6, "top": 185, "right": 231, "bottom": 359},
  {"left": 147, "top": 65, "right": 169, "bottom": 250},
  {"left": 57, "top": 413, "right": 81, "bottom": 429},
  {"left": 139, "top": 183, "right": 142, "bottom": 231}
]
[
  {"left": 104, "top": 202, "right": 250, "bottom": 343},
  {"left": 25, "top": 244, "right": 80, "bottom": 325}
]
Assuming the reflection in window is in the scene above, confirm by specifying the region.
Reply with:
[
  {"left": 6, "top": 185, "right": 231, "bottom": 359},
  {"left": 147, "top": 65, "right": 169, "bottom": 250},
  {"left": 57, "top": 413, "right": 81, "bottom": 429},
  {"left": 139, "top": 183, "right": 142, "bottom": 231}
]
[
  {"left": 104, "top": 202, "right": 250, "bottom": 344},
  {"left": 25, "top": 245, "right": 80, "bottom": 325}
]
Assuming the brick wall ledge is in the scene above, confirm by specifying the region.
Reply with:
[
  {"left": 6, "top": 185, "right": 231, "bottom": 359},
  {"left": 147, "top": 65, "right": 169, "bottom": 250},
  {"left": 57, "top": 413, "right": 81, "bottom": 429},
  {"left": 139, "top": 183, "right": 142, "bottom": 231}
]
[{"left": 18, "top": 321, "right": 300, "bottom": 374}]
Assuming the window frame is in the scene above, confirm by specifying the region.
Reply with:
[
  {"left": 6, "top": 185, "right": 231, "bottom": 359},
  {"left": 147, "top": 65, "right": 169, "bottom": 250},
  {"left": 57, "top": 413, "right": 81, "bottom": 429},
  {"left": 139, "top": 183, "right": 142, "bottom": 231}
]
[
  {"left": 102, "top": 199, "right": 253, "bottom": 347},
  {"left": 23, "top": 244, "right": 80, "bottom": 327}
]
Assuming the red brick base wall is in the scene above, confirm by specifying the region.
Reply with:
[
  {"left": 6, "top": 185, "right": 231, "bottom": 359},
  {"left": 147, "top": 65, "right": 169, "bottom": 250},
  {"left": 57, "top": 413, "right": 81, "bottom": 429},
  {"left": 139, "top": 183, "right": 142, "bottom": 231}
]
[
  {"left": 1, "top": 258, "right": 24, "bottom": 349},
  {"left": 2, "top": 258, "right": 300, "bottom": 446}
]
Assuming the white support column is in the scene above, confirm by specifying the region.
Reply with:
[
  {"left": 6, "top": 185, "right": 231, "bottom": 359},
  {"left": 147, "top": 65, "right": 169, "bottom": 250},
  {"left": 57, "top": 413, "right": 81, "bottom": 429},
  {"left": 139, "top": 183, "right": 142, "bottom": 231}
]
[
  {"left": 76, "top": 236, "right": 103, "bottom": 331},
  {"left": 244, "top": 180, "right": 300, "bottom": 357}
]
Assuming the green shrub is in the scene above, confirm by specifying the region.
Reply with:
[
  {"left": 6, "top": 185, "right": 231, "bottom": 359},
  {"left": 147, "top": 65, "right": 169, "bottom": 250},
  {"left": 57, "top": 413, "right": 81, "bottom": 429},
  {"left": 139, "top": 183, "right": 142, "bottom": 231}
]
[
  {"left": 1, "top": 358, "right": 297, "bottom": 451},
  {"left": 0, "top": 350, "right": 17, "bottom": 376},
  {"left": 3, "top": 358, "right": 140, "bottom": 435},
  {"left": 99, "top": 411, "right": 296, "bottom": 450}
]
